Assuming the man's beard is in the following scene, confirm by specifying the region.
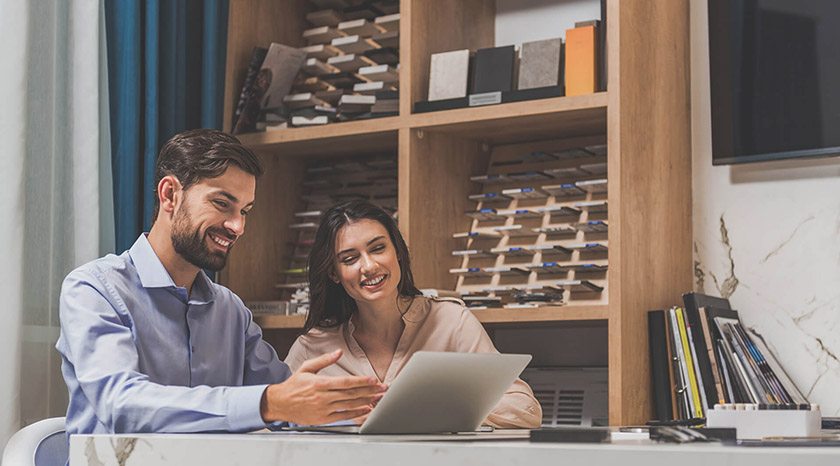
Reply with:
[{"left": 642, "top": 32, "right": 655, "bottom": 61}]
[{"left": 170, "top": 204, "right": 234, "bottom": 272}]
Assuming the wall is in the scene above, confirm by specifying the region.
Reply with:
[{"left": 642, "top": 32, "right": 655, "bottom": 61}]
[{"left": 692, "top": 0, "right": 840, "bottom": 415}]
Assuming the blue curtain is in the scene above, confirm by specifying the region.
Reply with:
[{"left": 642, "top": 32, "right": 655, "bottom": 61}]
[{"left": 105, "top": 0, "right": 229, "bottom": 253}]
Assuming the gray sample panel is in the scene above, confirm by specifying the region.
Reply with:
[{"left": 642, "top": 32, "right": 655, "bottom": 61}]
[
  {"left": 519, "top": 38, "right": 564, "bottom": 90},
  {"left": 428, "top": 49, "right": 471, "bottom": 101}
]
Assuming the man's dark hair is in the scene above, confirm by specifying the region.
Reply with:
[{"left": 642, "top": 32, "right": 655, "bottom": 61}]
[
  {"left": 151, "top": 129, "right": 264, "bottom": 225},
  {"left": 304, "top": 200, "right": 421, "bottom": 333}
]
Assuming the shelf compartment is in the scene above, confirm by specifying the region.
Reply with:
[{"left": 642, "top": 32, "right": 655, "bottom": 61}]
[{"left": 409, "top": 93, "right": 607, "bottom": 145}]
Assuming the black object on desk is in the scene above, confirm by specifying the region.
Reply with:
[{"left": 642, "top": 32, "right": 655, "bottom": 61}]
[{"left": 529, "top": 427, "right": 611, "bottom": 443}]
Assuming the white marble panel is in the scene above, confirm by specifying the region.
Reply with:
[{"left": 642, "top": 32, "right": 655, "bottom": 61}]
[{"left": 691, "top": 0, "right": 840, "bottom": 415}]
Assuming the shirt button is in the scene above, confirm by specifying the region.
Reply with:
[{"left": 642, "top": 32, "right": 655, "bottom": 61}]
[{"left": 191, "top": 346, "right": 197, "bottom": 352}]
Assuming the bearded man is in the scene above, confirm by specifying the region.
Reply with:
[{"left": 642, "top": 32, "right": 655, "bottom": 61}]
[{"left": 56, "top": 129, "right": 385, "bottom": 435}]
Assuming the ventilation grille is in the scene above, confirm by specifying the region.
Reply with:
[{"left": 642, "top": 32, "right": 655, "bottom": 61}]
[
  {"left": 522, "top": 367, "right": 608, "bottom": 427},
  {"left": 534, "top": 388, "right": 585, "bottom": 426}
]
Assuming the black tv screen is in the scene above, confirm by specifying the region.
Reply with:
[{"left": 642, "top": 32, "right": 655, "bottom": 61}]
[{"left": 708, "top": 0, "right": 840, "bottom": 165}]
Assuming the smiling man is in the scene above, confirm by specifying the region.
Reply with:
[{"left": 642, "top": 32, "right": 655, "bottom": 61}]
[{"left": 56, "top": 129, "right": 386, "bottom": 435}]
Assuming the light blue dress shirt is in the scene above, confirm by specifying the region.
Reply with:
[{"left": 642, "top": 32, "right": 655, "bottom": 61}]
[{"left": 56, "top": 234, "right": 291, "bottom": 435}]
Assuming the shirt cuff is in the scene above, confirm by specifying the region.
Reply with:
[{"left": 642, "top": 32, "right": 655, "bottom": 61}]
[{"left": 227, "top": 384, "right": 271, "bottom": 432}]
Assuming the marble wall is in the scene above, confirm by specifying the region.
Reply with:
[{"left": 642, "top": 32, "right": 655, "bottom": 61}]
[{"left": 691, "top": 0, "right": 840, "bottom": 415}]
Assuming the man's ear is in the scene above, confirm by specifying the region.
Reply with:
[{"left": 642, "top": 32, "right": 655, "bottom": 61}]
[{"left": 158, "top": 175, "right": 183, "bottom": 216}]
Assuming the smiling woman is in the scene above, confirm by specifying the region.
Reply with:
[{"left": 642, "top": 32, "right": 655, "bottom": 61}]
[{"left": 285, "top": 200, "right": 543, "bottom": 429}]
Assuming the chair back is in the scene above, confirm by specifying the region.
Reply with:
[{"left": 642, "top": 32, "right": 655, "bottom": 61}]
[{"left": 1, "top": 417, "right": 67, "bottom": 466}]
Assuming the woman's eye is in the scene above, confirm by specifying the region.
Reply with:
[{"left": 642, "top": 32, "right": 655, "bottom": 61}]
[
  {"left": 371, "top": 245, "right": 385, "bottom": 252},
  {"left": 341, "top": 256, "right": 357, "bottom": 264}
]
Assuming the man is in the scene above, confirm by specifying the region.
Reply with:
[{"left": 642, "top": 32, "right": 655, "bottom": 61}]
[{"left": 56, "top": 129, "right": 385, "bottom": 434}]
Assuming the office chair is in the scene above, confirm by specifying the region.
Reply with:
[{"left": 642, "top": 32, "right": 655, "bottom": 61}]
[{"left": 1, "top": 417, "right": 67, "bottom": 466}]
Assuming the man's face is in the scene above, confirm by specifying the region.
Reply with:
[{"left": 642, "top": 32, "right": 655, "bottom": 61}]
[{"left": 170, "top": 166, "right": 256, "bottom": 271}]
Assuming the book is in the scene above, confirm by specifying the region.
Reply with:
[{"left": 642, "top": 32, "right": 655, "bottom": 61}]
[
  {"left": 649, "top": 310, "right": 674, "bottom": 421},
  {"left": 233, "top": 43, "right": 306, "bottom": 134},
  {"left": 331, "top": 35, "right": 378, "bottom": 54},
  {"left": 303, "top": 26, "right": 345, "bottom": 45},
  {"left": 676, "top": 308, "right": 704, "bottom": 418},
  {"left": 745, "top": 328, "right": 809, "bottom": 405},
  {"left": 232, "top": 46, "right": 267, "bottom": 133},
  {"left": 682, "top": 292, "right": 732, "bottom": 409},
  {"left": 565, "top": 24, "right": 598, "bottom": 96},
  {"left": 300, "top": 43, "right": 341, "bottom": 60},
  {"left": 667, "top": 308, "right": 691, "bottom": 419}
]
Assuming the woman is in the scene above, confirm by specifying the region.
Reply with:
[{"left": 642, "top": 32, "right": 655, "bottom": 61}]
[{"left": 285, "top": 200, "right": 542, "bottom": 429}]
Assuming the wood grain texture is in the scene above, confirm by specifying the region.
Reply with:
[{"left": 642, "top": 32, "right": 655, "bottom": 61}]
[
  {"left": 405, "top": 0, "right": 495, "bottom": 112},
  {"left": 219, "top": 150, "right": 306, "bottom": 302},
  {"left": 607, "top": 0, "right": 692, "bottom": 426},
  {"left": 401, "top": 129, "right": 489, "bottom": 290}
]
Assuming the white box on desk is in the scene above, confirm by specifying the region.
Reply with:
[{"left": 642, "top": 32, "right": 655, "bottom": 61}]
[{"left": 706, "top": 408, "right": 821, "bottom": 439}]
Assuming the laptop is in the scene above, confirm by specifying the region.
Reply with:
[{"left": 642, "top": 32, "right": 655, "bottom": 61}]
[{"left": 290, "top": 351, "right": 531, "bottom": 434}]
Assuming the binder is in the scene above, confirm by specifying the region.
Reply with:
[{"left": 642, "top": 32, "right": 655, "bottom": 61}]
[
  {"left": 675, "top": 308, "right": 703, "bottom": 418},
  {"left": 667, "top": 308, "right": 692, "bottom": 419},
  {"left": 682, "top": 292, "right": 732, "bottom": 410},
  {"left": 648, "top": 310, "right": 674, "bottom": 421}
]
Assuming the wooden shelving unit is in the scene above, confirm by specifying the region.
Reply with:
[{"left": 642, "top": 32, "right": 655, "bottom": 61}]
[{"left": 220, "top": 0, "right": 692, "bottom": 426}]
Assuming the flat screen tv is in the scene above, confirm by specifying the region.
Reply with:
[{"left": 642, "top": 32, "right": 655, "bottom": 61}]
[{"left": 708, "top": 0, "right": 840, "bottom": 165}]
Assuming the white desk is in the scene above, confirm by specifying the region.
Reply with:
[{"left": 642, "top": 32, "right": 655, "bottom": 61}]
[{"left": 71, "top": 431, "right": 840, "bottom": 466}]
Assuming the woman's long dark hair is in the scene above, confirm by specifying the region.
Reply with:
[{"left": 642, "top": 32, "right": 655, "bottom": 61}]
[{"left": 304, "top": 200, "right": 421, "bottom": 333}]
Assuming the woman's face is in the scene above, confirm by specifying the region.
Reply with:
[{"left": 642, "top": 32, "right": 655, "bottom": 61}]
[{"left": 332, "top": 218, "right": 402, "bottom": 307}]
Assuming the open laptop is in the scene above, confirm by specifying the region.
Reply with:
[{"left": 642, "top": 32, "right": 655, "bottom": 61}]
[{"left": 290, "top": 351, "right": 531, "bottom": 434}]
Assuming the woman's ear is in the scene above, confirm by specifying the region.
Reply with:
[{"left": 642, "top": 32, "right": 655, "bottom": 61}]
[{"left": 329, "top": 271, "right": 340, "bottom": 284}]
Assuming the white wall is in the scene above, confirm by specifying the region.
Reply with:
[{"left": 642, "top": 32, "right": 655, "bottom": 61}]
[
  {"left": 495, "top": 0, "right": 601, "bottom": 46},
  {"left": 691, "top": 0, "right": 840, "bottom": 415}
]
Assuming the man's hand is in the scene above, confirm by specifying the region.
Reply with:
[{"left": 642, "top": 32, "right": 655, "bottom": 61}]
[{"left": 260, "top": 349, "right": 387, "bottom": 426}]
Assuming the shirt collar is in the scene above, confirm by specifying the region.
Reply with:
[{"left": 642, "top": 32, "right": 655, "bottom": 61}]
[{"left": 128, "top": 234, "right": 217, "bottom": 303}]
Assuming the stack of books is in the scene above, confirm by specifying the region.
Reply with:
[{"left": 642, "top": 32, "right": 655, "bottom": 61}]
[{"left": 648, "top": 293, "right": 809, "bottom": 422}]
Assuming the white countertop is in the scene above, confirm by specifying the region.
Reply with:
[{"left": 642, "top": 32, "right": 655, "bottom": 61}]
[{"left": 71, "top": 431, "right": 840, "bottom": 466}]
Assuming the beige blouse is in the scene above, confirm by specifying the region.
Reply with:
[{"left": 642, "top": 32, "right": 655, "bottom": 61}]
[{"left": 285, "top": 297, "right": 542, "bottom": 429}]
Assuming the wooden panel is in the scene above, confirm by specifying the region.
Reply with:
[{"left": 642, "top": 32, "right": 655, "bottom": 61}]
[
  {"left": 219, "top": 150, "right": 306, "bottom": 301},
  {"left": 607, "top": 0, "right": 693, "bottom": 426},
  {"left": 223, "top": 0, "right": 310, "bottom": 132},
  {"left": 236, "top": 117, "right": 401, "bottom": 156},
  {"left": 400, "top": 129, "right": 490, "bottom": 290},
  {"left": 472, "top": 305, "right": 608, "bottom": 323},
  {"left": 410, "top": 93, "right": 608, "bottom": 144},
  {"left": 405, "top": 0, "right": 495, "bottom": 113},
  {"left": 255, "top": 306, "right": 607, "bottom": 329}
]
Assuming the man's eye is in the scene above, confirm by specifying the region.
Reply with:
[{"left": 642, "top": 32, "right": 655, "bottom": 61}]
[
  {"left": 214, "top": 200, "right": 228, "bottom": 209},
  {"left": 241, "top": 209, "right": 250, "bottom": 216}
]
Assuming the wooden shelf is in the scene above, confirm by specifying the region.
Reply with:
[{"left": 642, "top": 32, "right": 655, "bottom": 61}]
[
  {"left": 254, "top": 314, "right": 306, "bottom": 329},
  {"left": 236, "top": 116, "right": 401, "bottom": 156},
  {"left": 409, "top": 93, "right": 607, "bottom": 144},
  {"left": 471, "top": 305, "right": 608, "bottom": 323},
  {"left": 254, "top": 305, "right": 608, "bottom": 330}
]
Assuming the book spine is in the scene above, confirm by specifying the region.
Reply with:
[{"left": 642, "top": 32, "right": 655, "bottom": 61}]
[
  {"left": 676, "top": 308, "right": 704, "bottom": 418},
  {"left": 232, "top": 46, "right": 268, "bottom": 131},
  {"left": 565, "top": 25, "right": 598, "bottom": 96},
  {"left": 745, "top": 328, "right": 809, "bottom": 405},
  {"left": 699, "top": 307, "right": 726, "bottom": 404},
  {"left": 715, "top": 341, "right": 737, "bottom": 403},
  {"left": 685, "top": 321, "right": 710, "bottom": 413},
  {"left": 668, "top": 308, "right": 692, "bottom": 419},
  {"left": 663, "top": 309, "right": 679, "bottom": 419},
  {"left": 648, "top": 310, "right": 674, "bottom": 421}
]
